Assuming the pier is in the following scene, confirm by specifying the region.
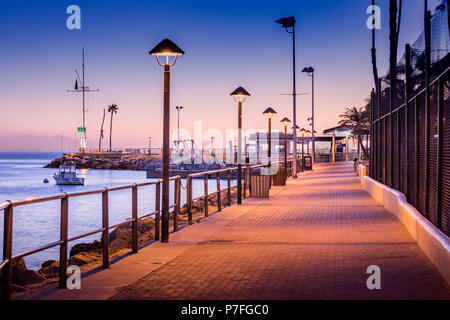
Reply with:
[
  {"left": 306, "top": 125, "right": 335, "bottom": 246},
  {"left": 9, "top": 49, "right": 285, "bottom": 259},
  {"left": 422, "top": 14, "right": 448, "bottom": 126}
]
[{"left": 28, "top": 163, "right": 449, "bottom": 300}]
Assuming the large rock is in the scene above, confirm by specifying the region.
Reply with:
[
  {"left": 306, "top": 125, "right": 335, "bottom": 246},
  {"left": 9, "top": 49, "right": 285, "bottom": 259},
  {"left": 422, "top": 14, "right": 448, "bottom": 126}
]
[
  {"left": 12, "top": 258, "right": 45, "bottom": 285},
  {"left": 39, "top": 260, "right": 59, "bottom": 278},
  {"left": 69, "top": 240, "right": 102, "bottom": 257},
  {"left": 69, "top": 252, "right": 100, "bottom": 266}
]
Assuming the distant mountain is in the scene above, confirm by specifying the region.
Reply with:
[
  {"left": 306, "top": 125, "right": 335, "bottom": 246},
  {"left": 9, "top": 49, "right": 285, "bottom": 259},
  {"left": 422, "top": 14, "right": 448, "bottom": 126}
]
[{"left": 0, "top": 135, "right": 77, "bottom": 152}]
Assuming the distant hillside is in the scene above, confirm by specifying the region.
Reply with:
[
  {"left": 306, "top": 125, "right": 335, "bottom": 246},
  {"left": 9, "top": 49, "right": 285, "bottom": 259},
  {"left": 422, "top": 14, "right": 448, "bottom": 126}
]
[{"left": 0, "top": 135, "right": 76, "bottom": 152}]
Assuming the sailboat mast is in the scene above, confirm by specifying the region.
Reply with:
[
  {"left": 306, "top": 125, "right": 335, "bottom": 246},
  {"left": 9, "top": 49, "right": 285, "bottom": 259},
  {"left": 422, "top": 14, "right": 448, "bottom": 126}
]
[
  {"left": 82, "top": 47, "right": 86, "bottom": 139},
  {"left": 68, "top": 47, "right": 99, "bottom": 153}
]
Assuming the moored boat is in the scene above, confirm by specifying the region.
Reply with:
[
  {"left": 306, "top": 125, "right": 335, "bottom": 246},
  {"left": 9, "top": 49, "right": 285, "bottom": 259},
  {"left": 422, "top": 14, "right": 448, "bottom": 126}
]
[{"left": 53, "top": 164, "right": 85, "bottom": 185}]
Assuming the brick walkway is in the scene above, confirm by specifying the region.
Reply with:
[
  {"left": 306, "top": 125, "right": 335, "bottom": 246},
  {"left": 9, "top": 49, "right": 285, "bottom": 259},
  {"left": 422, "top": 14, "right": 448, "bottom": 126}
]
[{"left": 112, "top": 163, "right": 450, "bottom": 300}]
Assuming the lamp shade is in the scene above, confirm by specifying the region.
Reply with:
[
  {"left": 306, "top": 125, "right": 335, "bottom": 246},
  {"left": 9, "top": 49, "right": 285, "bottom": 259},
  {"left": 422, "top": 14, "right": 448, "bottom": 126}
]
[
  {"left": 280, "top": 117, "right": 291, "bottom": 126},
  {"left": 263, "top": 107, "right": 277, "bottom": 119},
  {"left": 302, "top": 67, "right": 314, "bottom": 73},
  {"left": 230, "top": 87, "right": 251, "bottom": 103},
  {"left": 275, "top": 16, "right": 296, "bottom": 28},
  {"left": 149, "top": 39, "right": 185, "bottom": 66},
  {"left": 299, "top": 128, "right": 307, "bottom": 134}
]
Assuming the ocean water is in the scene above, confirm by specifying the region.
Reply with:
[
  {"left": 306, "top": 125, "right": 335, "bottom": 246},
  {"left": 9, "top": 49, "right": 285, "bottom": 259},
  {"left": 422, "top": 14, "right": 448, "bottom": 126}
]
[{"left": 0, "top": 152, "right": 233, "bottom": 270}]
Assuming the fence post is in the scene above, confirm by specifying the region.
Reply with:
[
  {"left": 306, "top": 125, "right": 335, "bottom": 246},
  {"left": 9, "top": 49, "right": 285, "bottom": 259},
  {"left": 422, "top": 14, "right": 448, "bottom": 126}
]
[
  {"left": 217, "top": 173, "right": 221, "bottom": 212},
  {"left": 415, "top": 98, "right": 420, "bottom": 206},
  {"left": 131, "top": 184, "right": 138, "bottom": 253},
  {"left": 173, "top": 178, "right": 179, "bottom": 232},
  {"left": 424, "top": 10, "right": 431, "bottom": 216},
  {"left": 437, "top": 77, "right": 443, "bottom": 229},
  {"left": 59, "top": 194, "right": 68, "bottom": 288},
  {"left": 405, "top": 43, "right": 411, "bottom": 194},
  {"left": 204, "top": 174, "right": 209, "bottom": 217},
  {"left": 243, "top": 167, "right": 247, "bottom": 199},
  {"left": 101, "top": 188, "right": 109, "bottom": 269},
  {"left": 1, "top": 203, "right": 13, "bottom": 300},
  {"left": 370, "top": 89, "right": 374, "bottom": 178},
  {"left": 155, "top": 182, "right": 161, "bottom": 241},
  {"left": 187, "top": 176, "right": 193, "bottom": 225},
  {"left": 377, "top": 77, "right": 382, "bottom": 182},
  {"left": 227, "top": 169, "right": 231, "bottom": 206}
]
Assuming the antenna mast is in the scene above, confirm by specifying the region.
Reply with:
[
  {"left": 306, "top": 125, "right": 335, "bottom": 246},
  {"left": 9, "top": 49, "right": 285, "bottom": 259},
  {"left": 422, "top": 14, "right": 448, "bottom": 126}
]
[{"left": 68, "top": 47, "right": 100, "bottom": 153}]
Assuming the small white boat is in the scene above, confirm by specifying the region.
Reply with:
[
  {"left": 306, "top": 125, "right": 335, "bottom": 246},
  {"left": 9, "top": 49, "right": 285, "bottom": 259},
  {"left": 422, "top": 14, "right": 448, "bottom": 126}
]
[{"left": 53, "top": 164, "right": 85, "bottom": 185}]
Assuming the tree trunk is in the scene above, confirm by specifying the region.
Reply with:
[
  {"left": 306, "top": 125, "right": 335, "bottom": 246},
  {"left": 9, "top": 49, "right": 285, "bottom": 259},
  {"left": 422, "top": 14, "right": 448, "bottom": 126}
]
[
  {"left": 389, "top": 0, "right": 399, "bottom": 96},
  {"left": 99, "top": 108, "right": 105, "bottom": 152},
  {"left": 109, "top": 112, "right": 113, "bottom": 152},
  {"left": 360, "top": 137, "right": 369, "bottom": 160},
  {"left": 371, "top": 0, "right": 379, "bottom": 90},
  {"left": 357, "top": 134, "right": 361, "bottom": 162}
]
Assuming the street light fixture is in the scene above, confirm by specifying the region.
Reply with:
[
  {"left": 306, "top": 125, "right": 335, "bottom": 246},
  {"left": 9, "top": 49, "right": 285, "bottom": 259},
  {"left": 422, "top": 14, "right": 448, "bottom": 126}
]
[
  {"left": 263, "top": 107, "right": 277, "bottom": 167},
  {"left": 149, "top": 38, "right": 184, "bottom": 243},
  {"left": 302, "top": 66, "right": 315, "bottom": 164},
  {"left": 276, "top": 16, "right": 298, "bottom": 179},
  {"left": 280, "top": 117, "right": 291, "bottom": 173},
  {"left": 230, "top": 87, "right": 250, "bottom": 205}
]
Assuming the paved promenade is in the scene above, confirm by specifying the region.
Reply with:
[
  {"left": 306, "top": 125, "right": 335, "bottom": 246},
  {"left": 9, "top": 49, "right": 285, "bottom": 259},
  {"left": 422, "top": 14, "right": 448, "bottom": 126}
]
[{"left": 41, "top": 163, "right": 450, "bottom": 300}]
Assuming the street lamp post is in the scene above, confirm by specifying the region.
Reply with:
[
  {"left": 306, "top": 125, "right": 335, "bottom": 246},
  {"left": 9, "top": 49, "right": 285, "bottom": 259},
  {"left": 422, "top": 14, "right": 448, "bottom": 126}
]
[
  {"left": 176, "top": 105, "right": 184, "bottom": 146},
  {"left": 263, "top": 107, "right": 277, "bottom": 167},
  {"left": 281, "top": 117, "right": 291, "bottom": 174},
  {"left": 149, "top": 38, "right": 184, "bottom": 243},
  {"left": 299, "top": 128, "right": 306, "bottom": 171},
  {"left": 302, "top": 67, "right": 315, "bottom": 164},
  {"left": 276, "top": 16, "right": 298, "bottom": 178},
  {"left": 306, "top": 130, "right": 311, "bottom": 155},
  {"left": 230, "top": 87, "right": 250, "bottom": 205}
]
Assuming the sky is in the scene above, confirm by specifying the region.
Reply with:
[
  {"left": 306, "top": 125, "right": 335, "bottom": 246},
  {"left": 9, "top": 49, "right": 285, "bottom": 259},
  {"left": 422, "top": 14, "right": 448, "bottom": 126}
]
[{"left": 0, "top": 0, "right": 443, "bottom": 151}]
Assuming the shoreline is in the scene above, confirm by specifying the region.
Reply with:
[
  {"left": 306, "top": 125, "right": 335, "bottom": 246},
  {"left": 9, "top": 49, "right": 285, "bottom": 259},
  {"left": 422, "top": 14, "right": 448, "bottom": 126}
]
[{"left": 44, "top": 152, "right": 161, "bottom": 171}]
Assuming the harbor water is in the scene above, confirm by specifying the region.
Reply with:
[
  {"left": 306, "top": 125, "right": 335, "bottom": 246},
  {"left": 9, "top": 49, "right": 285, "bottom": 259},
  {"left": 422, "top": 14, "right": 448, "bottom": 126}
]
[{"left": 0, "top": 152, "right": 236, "bottom": 269}]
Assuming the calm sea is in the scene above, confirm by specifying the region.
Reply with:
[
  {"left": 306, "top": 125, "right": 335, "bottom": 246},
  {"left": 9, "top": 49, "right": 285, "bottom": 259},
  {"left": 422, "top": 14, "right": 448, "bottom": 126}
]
[{"left": 0, "top": 152, "right": 229, "bottom": 269}]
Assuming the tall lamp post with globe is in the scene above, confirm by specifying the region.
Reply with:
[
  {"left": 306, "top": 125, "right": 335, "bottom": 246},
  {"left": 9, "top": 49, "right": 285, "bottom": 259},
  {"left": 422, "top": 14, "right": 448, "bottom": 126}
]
[
  {"left": 302, "top": 66, "right": 315, "bottom": 163},
  {"left": 149, "top": 38, "right": 184, "bottom": 243},
  {"left": 230, "top": 87, "right": 250, "bottom": 205}
]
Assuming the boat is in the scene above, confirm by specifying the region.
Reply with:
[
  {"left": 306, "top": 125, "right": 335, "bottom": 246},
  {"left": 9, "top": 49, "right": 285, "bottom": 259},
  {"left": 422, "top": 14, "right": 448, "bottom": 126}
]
[
  {"left": 43, "top": 178, "right": 49, "bottom": 183},
  {"left": 53, "top": 164, "right": 85, "bottom": 185}
]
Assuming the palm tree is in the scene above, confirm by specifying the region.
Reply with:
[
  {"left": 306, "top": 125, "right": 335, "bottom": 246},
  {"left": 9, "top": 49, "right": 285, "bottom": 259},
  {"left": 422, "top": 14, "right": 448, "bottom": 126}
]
[
  {"left": 371, "top": 0, "right": 379, "bottom": 91},
  {"left": 338, "top": 104, "right": 370, "bottom": 160},
  {"left": 107, "top": 104, "right": 119, "bottom": 152}
]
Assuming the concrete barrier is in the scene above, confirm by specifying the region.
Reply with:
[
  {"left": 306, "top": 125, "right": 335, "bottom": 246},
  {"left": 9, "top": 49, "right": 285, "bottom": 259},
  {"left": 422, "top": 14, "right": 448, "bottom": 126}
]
[
  {"left": 358, "top": 166, "right": 450, "bottom": 284},
  {"left": 357, "top": 164, "right": 366, "bottom": 187}
]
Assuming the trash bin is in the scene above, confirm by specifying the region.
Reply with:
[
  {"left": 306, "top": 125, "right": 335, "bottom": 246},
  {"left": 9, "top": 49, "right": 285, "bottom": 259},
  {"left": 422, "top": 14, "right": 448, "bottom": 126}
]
[
  {"left": 303, "top": 156, "right": 313, "bottom": 171},
  {"left": 272, "top": 166, "right": 287, "bottom": 186},
  {"left": 250, "top": 168, "right": 270, "bottom": 198}
]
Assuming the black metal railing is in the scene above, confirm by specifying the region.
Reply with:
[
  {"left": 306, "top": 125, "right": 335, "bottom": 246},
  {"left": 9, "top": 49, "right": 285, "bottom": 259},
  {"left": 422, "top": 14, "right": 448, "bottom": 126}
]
[{"left": 369, "top": 3, "right": 450, "bottom": 237}]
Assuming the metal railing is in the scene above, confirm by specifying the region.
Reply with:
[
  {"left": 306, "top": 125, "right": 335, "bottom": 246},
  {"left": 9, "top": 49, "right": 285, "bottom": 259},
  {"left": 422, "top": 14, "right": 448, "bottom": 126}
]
[
  {"left": 184, "top": 164, "right": 267, "bottom": 224},
  {"left": 0, "top": 176, "right": 181, "bottom": 300},
  {"left": 0, "top": 163, "right": 274, "bottom": 300}
]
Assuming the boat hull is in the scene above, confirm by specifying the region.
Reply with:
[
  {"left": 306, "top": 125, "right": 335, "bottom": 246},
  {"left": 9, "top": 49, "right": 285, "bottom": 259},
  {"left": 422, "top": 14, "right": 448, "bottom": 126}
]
[{"left": 53, "top": 176, "right": 85, "bottom": 185}]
